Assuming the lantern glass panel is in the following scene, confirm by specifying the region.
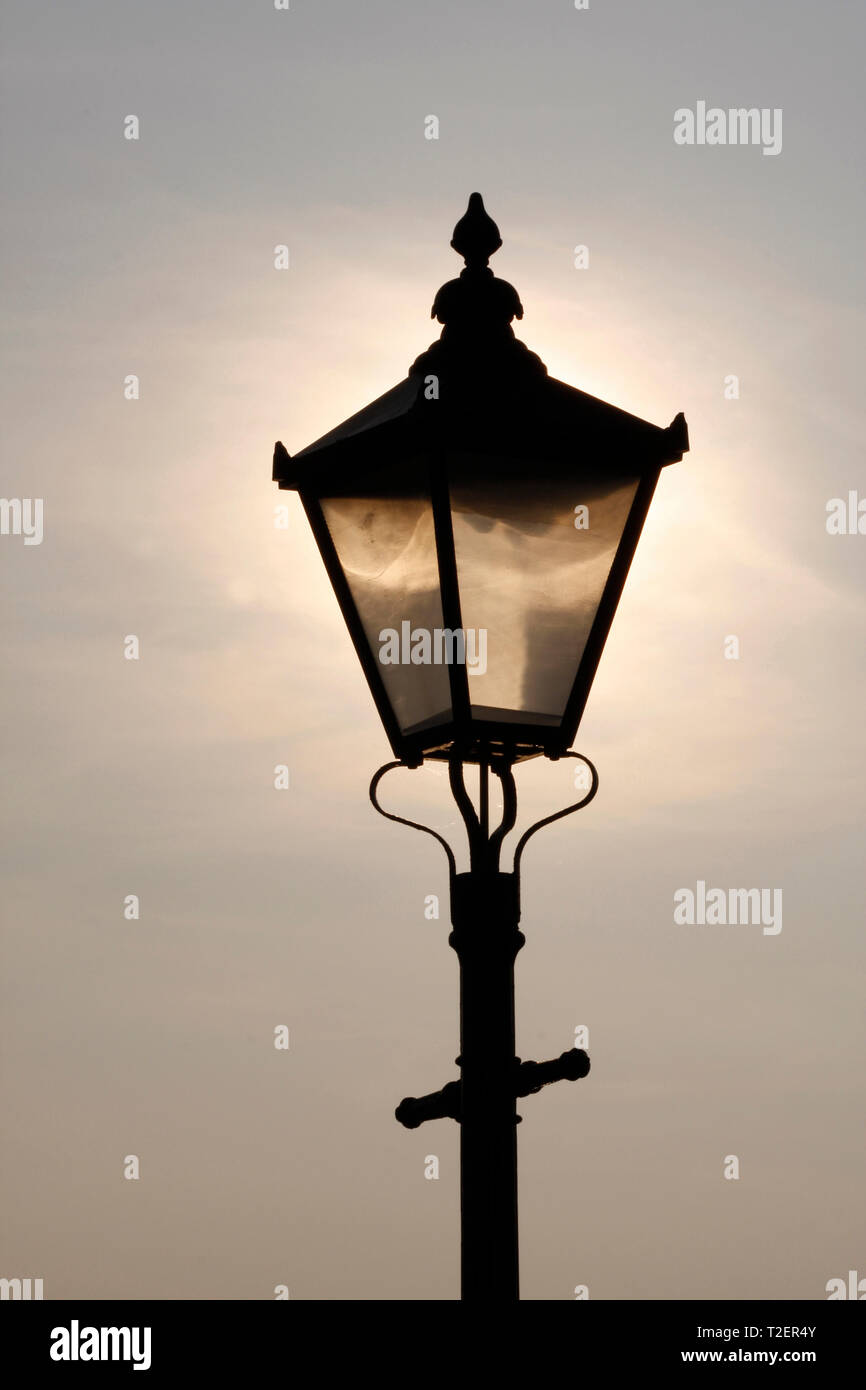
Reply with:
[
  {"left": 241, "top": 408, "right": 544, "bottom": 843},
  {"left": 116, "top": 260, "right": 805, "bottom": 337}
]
[
  {"left": 448, "top": 456, "right": 640, "bottom": 723},
  {"left": 319, "top": 487, "right": 451, "bottom": 734}
]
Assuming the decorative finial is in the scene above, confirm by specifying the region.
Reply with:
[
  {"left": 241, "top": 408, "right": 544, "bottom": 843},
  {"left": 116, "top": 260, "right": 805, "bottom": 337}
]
[
  {"left": 450, "top": 193, "right": 502, "bottom": 269},
  {"left": 410, "top": 193, "right": 546, "bottom": 381}
]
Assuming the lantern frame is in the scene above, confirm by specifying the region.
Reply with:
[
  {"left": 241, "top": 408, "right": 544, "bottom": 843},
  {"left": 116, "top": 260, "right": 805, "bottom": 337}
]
[{"left": 274, "top": 195, "right": 688, "bottom": 766}]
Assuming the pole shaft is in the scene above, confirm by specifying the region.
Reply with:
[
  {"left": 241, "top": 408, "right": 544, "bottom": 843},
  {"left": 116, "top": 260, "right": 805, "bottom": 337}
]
[{"left": 450, "top": 870, "right": 523, "bottom": 1302}]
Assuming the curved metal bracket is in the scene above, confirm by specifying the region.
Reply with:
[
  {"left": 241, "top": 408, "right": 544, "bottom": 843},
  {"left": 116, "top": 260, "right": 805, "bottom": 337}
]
[
  {"left": 488, "top": 761, "right": 517, "bottom": 865},
  {"left": 448, "top": 755, "right": 480, "bottom": 854},
  {"left": 448, "top": 753, "right": 518, "bottom": 872},
  {"left": 512, "top": 752, "right": 599, "bottom": 884},
  {"left": 369, "top": 761, "right": 457, "bottom": 880},
  {"left": 370, "top": 751, "right": 598, "bottom": 886}
]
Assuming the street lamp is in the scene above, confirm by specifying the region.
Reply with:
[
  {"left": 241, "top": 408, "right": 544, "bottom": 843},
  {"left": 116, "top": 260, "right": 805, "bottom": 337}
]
[{"left": 273, "top": 194, "right": 688, "bottom": 1302}]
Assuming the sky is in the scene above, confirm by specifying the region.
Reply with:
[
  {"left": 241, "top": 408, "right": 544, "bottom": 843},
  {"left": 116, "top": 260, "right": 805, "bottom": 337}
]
[{"left": 1, "top": 0, "right": 864, "bottom": 1300}]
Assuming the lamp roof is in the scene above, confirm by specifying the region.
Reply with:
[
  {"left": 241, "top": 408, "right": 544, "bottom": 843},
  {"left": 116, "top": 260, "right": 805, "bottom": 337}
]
[{"left": 274, "top": 195, "right": 688, "bottom": 490}]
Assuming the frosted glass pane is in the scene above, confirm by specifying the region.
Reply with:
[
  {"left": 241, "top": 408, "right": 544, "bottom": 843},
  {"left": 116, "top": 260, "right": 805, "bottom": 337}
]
[
  {"left": 450, "top": 464, "right": 639, "bottom": 720},
  {"left": 320, "top": 493, "right": 451, "bottom": 733}
]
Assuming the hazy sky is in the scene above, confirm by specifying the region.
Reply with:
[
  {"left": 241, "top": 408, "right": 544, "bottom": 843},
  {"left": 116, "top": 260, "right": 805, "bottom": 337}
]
[{"left": 1, "top": 0, "right": 864, "bottom": 1300}]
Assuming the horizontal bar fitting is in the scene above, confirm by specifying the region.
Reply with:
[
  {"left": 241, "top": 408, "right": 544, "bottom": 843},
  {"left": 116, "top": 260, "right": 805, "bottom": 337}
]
[{"left": 395, "top": 1048, "right": 590, "bottom": 1128}]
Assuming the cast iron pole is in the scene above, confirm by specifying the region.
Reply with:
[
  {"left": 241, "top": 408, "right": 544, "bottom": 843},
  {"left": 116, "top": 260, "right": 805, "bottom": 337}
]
[
  {"left": 386, "top": 752, "right": 595, "bottom": 1302},
  {"left": 450, "top": 864, "right": 523, "bottom": 1301}
]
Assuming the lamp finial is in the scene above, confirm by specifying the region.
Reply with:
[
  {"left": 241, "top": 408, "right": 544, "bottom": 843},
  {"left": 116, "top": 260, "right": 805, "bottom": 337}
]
[{"left": 450, "top": 193, "right": 502, "bottom": 269}]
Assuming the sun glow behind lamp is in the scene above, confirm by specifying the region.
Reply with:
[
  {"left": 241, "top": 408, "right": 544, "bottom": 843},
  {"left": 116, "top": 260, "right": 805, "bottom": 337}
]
[{"left": 272, "top": 194, "right": 688, "bottom": 1301}]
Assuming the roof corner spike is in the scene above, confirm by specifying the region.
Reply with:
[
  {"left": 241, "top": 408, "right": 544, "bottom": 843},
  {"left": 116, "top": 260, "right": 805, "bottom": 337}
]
[
  {"left": 666, "top": 412, "right": 690, "bottom": 459},
  {"left": 273, "top": 439, "right": 293, "bottom": 485}
]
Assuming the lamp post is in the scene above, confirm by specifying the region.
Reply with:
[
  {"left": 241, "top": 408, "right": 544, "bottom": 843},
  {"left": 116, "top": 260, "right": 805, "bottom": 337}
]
[{"left": 273, "top": 194, "right": 688, "bottom": 1301}]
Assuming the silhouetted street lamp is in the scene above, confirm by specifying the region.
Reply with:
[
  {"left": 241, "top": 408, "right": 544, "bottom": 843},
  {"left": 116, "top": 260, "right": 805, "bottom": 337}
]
[{"left": 273, "top": 194, "right": 688, "bottom": 1302}]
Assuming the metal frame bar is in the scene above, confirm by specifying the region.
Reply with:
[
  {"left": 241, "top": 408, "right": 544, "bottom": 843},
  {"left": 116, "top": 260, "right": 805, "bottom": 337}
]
[
  {"left": 430, "top": 453, "right": 472, "bottom": 736},
  {"left": 559, "top": 467, "right": 662, "bottom": 746}
]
